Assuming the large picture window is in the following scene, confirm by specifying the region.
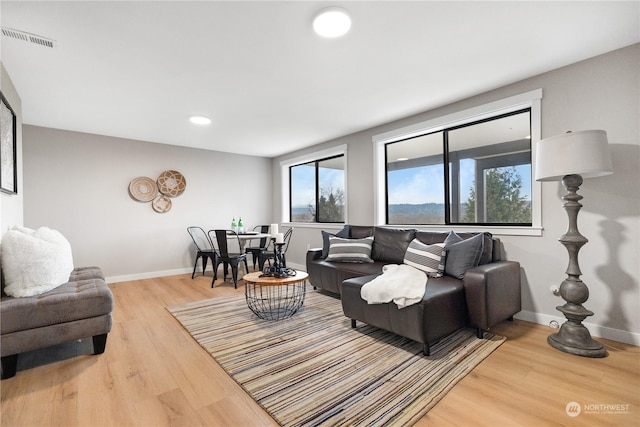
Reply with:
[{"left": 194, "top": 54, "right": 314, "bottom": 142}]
[
  {"left": 385, "top": 109, "right": 532, "bottom": 226},
  {"left": 290, "top": 154, "right": 345, "bottom": 223}
]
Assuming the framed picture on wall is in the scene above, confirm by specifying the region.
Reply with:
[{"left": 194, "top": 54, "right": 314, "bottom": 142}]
[{"left": 1, "top": 91, "right": 17, "bottom": 194}]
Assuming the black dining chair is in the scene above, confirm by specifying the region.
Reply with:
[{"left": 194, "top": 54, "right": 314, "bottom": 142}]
[
  {"left": 244, "top": 225, "right": 271, "bottom": 270},
  {"left": 258, "top": 227, "right": 294, "bottom": 271},
  {"left": 187, "top": 226, "right": 218, "bottom": 286},
  {"left": 209, "top": 229, "right": 249, "bottom": 289}
]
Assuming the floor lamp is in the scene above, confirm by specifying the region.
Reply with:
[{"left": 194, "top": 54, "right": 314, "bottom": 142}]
[{"left": 535, "top": 130, "right": 613, "bottom": 358}]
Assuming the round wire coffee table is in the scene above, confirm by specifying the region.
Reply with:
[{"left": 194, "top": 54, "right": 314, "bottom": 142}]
[{"left": 243, "top": 271, "right": 309, "bottom": 320}]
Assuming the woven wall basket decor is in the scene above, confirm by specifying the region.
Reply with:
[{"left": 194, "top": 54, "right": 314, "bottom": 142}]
[
  {"left": 157, "top": 170, "right": 186, "bottom": 197},
  {"left": 152, "top": 194, "right": 172, "bottom": 213},
  {"left": 128, "top": 177, "right": 158, "bottom": 202}
]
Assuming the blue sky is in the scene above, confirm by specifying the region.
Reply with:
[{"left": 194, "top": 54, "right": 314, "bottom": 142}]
[
  {"left": 292, "top": 162, "right": 532, "bottom": 208},
  {"left": 388, "top": 162, "right": 532, "bottom": 205},
  {"left": 291, "top": 166, "right": 344, "bottom": 208}
]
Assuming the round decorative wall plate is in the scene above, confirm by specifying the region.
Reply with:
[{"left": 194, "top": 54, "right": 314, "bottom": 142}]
[
  {"left": 129, "top": 177, "right": 158, "bottom": 202},
  {"left": 152, "top": 194, "right": 172, "bottom": 213},
  {"left": 157, "top": 170, "right": 186, "bottom": 197}
]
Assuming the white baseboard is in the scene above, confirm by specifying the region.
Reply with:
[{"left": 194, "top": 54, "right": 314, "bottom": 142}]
[
  {"left": 106, "top": 267, "right": 193, "bottom": 284},
  {"left": 515, "top": 310, "right": 639, "bottom": 346},
  {"left": 287, "top": 262, "right": 306, "bottom": 272}
]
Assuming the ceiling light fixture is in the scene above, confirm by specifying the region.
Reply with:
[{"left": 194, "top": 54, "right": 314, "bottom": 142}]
[
  {"left": 313, "top": 7, "right": 352, "bottom": 38},
  {"left": 189, "top": 116, "right": 211, "bottom": 125}
]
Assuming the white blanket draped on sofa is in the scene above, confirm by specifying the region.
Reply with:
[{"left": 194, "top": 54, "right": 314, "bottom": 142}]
[{"left": 360, "top": 264, "right": 427, "bottom": 308}]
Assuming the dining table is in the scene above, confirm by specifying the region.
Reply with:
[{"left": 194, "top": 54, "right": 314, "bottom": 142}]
[{"left": 229, "top": 231, "right": 271, "bottom": 253}]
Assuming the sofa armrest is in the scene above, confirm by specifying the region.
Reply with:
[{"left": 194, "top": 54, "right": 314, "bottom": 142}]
[
  {"left": 463, "top": 261, "right": 521, "bottom": 331},
  {"left": 306, "top": 248, "right": 323, "bottom": 264}
]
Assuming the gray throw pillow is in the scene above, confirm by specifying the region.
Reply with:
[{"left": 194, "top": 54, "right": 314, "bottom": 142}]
[
  {"left": 321, "top": 225, "right": 351, "bottom": 258},
  {"left": 444, "top": 230, "right": 463, "bottom": 246},
  {"left": 444, "top": 232, "right": 484, "bottom": 279},
  {"left": 326, "top": 236, "right": 374, "bottom": 263}
]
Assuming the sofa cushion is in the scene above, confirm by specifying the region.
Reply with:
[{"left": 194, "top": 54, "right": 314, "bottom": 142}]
[
  {"left": 349, "top": 225, "right": 375, "bottom": 239},
  {"left": 342, "top": 274, "right": 468, "bottom": 346},
  {"left": 414, "top": 231, "right": 450, "bottom": 245},
  {"left": 69, "top": 266, "right": 106, "bottom": 282},
  {"left": 321, "top": 225, "right": 351, "bottom": 258},
  {"left": 313, "top": 260, "right": 383, "bottom": 276},
  {"left": 307, "top": 259, "right": 383, "bottom": 294},
  {"left": 1, "top": 226, "right": 74, "bottom": 298},
  {"left": 0, "top": 278, "right": 114, "bottom": 335},
  {"left": 371, "top": 227, "right": 415, "bottom": 263},
  {"left": 326, "top": 236, "right": 374, "bottom": 263},
  {"left": 443, "top": 232, "right": 485, "bottom": 279},
  {"left": 403, "top": 239, "right": 446, "bottom": 277}
]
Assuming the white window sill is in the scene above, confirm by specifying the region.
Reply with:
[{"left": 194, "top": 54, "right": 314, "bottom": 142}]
[{"left": 283, "top": 222, "right": 542, "bottom": 237}]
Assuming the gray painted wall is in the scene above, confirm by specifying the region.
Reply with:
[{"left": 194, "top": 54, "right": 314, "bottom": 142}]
[
  {"left": 22, "top": 126, "right": 272, "bottom": 281},
  {"left": 274, "top": 44, "right": 640, "bottom": 343}
]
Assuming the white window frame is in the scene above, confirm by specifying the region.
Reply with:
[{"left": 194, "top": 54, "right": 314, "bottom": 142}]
[
  {"left": 280, "top": 144, "right": 348, "bottom": 227},
  {"left": 373, "top": 89, "right": 543, "bottom": 236}
]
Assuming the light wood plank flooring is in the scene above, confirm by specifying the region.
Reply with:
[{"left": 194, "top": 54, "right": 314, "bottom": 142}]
[{"left": 1, "top": 273, "right": 638, "bottom": 426}]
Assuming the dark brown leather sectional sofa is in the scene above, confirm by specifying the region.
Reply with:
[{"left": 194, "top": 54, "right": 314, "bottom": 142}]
[{"left": 306, "top": 225, "right": 521, "bottom": 355}]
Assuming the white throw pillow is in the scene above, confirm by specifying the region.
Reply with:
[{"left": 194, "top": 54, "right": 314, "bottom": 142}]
[{"left": 1, "top": 226, "right": 74, "bottom": 297}]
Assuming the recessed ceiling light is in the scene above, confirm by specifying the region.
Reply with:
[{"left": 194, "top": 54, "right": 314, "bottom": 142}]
[
  {"left": 313, "top": 7, "right": 352, "bottom": 38},
  {"left": 397, "top": 157, "right": 409, "bottom": 161},
  {"left": 189, "top": 116, "right": 211, "bottom": 125}
]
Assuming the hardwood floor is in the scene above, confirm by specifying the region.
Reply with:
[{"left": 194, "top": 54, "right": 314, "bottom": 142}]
[{"left": 1, "top": 273, "right": 638, "bottom": 426}]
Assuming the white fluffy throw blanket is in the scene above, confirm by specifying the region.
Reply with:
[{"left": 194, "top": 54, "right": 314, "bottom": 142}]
[
  {"left": 1, "top": 226, "right": 74, "bottom": 297},
  {"left": 360, "top": 264, "right": 427, "bottom": 309}
]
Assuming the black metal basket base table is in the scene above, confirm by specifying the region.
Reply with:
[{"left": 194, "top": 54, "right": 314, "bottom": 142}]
[{"left": 243, "top": 271, "right": 309, "bottom": 320}]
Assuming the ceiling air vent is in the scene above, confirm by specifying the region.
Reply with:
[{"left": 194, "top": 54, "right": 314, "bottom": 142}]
[{"left": 1, "top": 27, "right": 56, "bottom": 48}]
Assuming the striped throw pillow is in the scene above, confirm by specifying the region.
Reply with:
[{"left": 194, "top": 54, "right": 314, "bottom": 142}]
[
  {"left": 403, "top": 239, "right": 446, "bottom": 277},
  {"left": 326, "top": 236, "right": 374, "bottom": 263}
]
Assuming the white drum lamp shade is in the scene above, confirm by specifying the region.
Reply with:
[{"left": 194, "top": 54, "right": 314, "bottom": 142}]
[{"left": 535, "top": 130, "right": 613, "bottom": 181}]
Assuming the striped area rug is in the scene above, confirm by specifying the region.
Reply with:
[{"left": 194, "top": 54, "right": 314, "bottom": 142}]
[{"left": 167, "top": 288, "right": 505, "bottom": 426}]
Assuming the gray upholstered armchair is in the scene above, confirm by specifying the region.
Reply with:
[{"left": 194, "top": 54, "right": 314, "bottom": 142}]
[{"left": 0, "top": 267, "right": 113, "bottom": 379}]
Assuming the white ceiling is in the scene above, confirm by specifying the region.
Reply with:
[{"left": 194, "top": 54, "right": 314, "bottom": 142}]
[{"left": 1, "top": 1, "right": 638, "bottom": 158}]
